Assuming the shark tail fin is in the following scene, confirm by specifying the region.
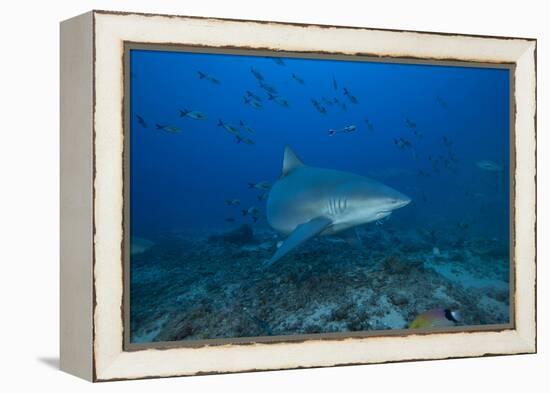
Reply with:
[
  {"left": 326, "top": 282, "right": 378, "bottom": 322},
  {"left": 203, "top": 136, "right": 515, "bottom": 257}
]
[
  {"left": 198, "top": 71, "right": 205, "bottom": 79},
  {"left": 282, "top": 146, "right": 305, "bottom": 177},
  {"left": 217, "top": 119, "right": 224, "bottom": 127}
]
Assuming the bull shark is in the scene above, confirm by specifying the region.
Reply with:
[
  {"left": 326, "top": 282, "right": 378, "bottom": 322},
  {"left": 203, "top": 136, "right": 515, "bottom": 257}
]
[{"left": 264, "top": 146, "right": 411, "bottom": 267}]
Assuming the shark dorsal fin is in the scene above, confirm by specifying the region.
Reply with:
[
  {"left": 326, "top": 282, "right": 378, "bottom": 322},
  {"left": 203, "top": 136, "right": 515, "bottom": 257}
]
[{"left": 282, "top": 146, "right": 304, "bottom": 176}]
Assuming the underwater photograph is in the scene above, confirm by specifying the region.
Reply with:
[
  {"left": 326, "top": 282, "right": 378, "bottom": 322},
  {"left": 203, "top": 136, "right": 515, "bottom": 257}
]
[{"left": 127, "top": 47, "right": 511, "bottom": 344}]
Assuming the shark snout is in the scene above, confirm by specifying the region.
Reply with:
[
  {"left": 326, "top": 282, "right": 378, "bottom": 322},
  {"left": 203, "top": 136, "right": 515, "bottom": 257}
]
[
  {"left": 391, "top": 194, "right": 411, "bottom": 210},
  {"left": 399, "top": 196, "right": 412, "bottom": 208}
]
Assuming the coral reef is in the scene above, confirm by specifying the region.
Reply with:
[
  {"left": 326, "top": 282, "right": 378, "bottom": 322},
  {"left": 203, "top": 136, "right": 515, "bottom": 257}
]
[{"left": 130, "top": 225, "right": 510, "bottom": 343}]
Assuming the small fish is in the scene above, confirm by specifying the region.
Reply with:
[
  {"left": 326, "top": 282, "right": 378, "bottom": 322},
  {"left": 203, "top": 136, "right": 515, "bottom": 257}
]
[
  {"left": 248, "top": 181, "right": 271, "bottom": 191},
  {"left": 364, "top": 118, "right": 374, "bottom": 132},
  {"left": 241, "top": 206, "right": 262, "bottom": 222},
  {"left": 341, "top": 102, "right": 348, "bottom": 111},
  {"left": 449, "top": 152, "right": 459, "bottom": 163},
  {"left": 267, "top": 93, "right": 289, "bottom": 108},
  {"left": 409, "top": 309, "right": 461, "bottom": 329},
  {"left": 241, "top": 244, "right": 262, "bottom": 252},
  {"left": 136, "top": 114, "right": 148, "bottom": 128},
  {"left": 225, "top": 217, "right": 235, "bottom": 223},
  {"left": 249, "top": 100, "right": 263, "bottom": 110},
  {"left": 437, "top": 95, "right": 448, "bottom": 109},
  {"left": 226, "top": 199, "right": 241, "bottom": 206},
  {"left": 457, "top": 221, "right": 469, "bottom": 230},
  {"left": 311, "top": 99, "right": 327, "bottom": 114},
  {"left": 179, "top": 109, "right": 207, "bottom": 120},
  {"left": 258, "top": 241, "right": 273, "bottom": 250},
  {"left": 442, "top": 136, "right": 453, "bottom": 147},
  {"left": 246, "top": 90, "right": 262, "bottom": 102},
  {"left": 332, "top": 75, "right": 338, "bottom": 90},
  {"left": 476, "top": 160, "right": 502, "bottom": 172},
  {"left": 259, "top": 81, "right": 278, "bottom": 95},
  {"left": 394, "top": 137, "right": 412, "bottom": 149},
  {"left": 235, "top": 134, "right": 255, "bottom": 145},
  {"left": 197, "top": 71, "right": 221, "bottom": 85},
  {"left": 328, "top": 125, "right": 357, "bottom": 136},
  {"left": 343, "top": 87, "right": 358, "bottom": 104},
  {"left": 246, "top": 206, "right": 261, "bottom": 216},
  {"left": 250, "top": 67, "right": 264, "bottom": 81},
  {"left": 217, "top": 119, "right": 240, "bottom": 135},
  {"left": 413, "top": 129, "right": 423, "bottom": 139},
  {"left": 405, "top": 117, "right": 416, "bottom": 128},
  {"left": 291, "top": 73, "right": 305, "bottom": 84},
  {"left": 239, "top": 120, "right": 255, "bottom": 134},
  {"left": 155, "top": 124, "right": 181, "bottom": 133},
  {"left": 243, "top": 96, "right": 263, "bottom": 110},
  {"left": 272, "top": 58, "right": 286, "bottom": 66},
  {"left": 418, "top": 169, "right": 430, "bottom": 177}
]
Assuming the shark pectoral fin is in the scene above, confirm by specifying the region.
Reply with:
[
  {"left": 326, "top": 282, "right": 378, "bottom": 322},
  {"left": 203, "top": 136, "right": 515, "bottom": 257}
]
[
  {"left": 263, "top": 217, "right": 332, "bottom": 268},
  {"left": 338, "top": 228, "right": 362, "bottom": 248}
]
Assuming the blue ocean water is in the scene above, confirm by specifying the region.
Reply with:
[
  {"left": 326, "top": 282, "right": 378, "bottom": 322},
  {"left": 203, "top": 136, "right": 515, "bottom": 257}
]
[{"left": 129, "top": 48, "right": 510, "bottom": 343}]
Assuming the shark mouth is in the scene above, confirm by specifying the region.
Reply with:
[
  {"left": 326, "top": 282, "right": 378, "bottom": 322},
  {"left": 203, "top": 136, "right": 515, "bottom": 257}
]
[{"left": 375, "top": 211, "right": 392, "bottom": 220}]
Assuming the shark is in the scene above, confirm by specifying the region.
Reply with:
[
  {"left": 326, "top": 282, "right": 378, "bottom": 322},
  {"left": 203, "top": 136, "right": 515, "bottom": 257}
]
[{"left": 264, "top": 146, "right": 411, "bottom": 267}]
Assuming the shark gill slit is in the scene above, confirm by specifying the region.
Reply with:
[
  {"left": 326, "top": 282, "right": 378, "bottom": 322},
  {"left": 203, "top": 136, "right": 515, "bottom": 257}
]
[{"left": 328, "top": 198, "right": 346, "bottom": 217}]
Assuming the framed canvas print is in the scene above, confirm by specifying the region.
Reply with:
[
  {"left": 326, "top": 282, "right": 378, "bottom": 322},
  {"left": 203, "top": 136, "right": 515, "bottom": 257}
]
[{"left": 60, "top": 10, "right": 537, "bottom": 382}]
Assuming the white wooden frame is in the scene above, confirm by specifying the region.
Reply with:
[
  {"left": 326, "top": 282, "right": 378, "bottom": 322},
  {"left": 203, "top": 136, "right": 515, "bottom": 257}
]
[{"left": 60, "top": 10, "right": 536, "bottom": 382}]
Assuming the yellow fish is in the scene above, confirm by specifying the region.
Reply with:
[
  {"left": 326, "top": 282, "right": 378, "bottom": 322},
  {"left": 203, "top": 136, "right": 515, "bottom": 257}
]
[{"left": 409, "top": 308, "right": 460, "bottom": 329}]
